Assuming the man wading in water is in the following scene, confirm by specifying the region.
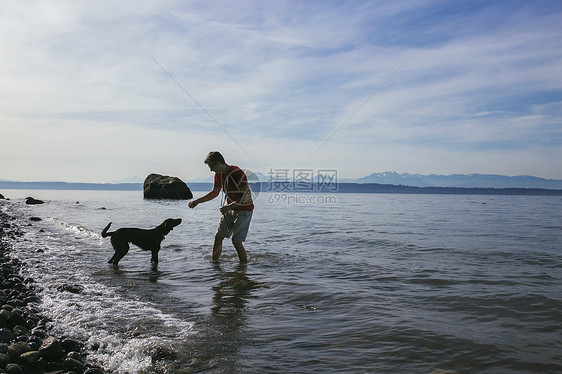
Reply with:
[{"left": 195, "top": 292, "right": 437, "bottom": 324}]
[{"left": 188, "top": 151, "right": 254, "bottom": 262}]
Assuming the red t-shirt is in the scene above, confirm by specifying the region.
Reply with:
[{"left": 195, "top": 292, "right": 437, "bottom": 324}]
[{"left": 214, "top": 165, "right": 254, "bottom": 211}]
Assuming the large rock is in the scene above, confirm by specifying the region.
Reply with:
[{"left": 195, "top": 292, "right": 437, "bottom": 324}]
[{"left": 143, "top": 174, "right": 193, "bottom": 200}]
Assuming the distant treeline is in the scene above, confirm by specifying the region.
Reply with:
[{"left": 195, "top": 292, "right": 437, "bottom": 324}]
[
  {"left": 254, "top": 182, "right": 562, "bottom": 195},
  {"left": 2, "top": 181, "right": 561, "bottom": 196},
  {"left": 328, "top": 183, "right": 562, "bottom": 195}
]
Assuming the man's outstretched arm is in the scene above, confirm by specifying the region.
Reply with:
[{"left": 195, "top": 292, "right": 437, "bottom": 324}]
[{"left": 188, "top": 185, "right": 221, "bottom": 208}]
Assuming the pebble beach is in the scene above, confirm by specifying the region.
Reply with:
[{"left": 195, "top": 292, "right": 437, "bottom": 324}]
[{"left": 0, "top": 199, "right": 106, "bottom": 374}]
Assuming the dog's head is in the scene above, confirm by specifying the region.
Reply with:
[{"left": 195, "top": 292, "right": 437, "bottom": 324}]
[{"left": 160, "top": 218, "right": 182, "bottom": 235}]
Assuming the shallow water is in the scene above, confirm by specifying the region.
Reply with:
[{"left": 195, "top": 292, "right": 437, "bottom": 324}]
[{"left": 1, "top": 190, "right": 561, "bottom": 373}]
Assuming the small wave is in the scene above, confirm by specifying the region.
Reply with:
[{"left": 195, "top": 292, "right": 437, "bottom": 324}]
[
  {"left": 44, "top": 218, "right": 102, "bottom": 240},
  {"left": 36, "top": 275, "right": 195, "bottom": 373},
  {"left": 408, "top": 277, "right": 459, "bottom": 286},
  {"left": 93, "top": 336, "right": 179, "bottom": 373}
]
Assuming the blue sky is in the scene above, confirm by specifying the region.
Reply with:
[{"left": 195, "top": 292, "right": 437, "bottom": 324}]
[{"left": 1, "top": 0, "right": 561, "bottom": 182}]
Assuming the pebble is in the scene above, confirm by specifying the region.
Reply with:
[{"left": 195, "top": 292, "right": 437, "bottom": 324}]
[
  {"left": 5, "top": 363, "right": 24, "bottom": 374},
  {"left": 0, "top": 329, "right": 15, "bottom": 344},
  {"left": 64, "top": 356, "right": 86, "bottom": 372}
]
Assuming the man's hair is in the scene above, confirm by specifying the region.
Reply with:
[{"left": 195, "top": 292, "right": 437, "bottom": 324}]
[{"left": 205, "top": 151, "right": 226, "bottom": 166}]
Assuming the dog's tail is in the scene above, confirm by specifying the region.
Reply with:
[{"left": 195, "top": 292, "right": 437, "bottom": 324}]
[{"left": 101, "top": 222, "right": 113, "bottom": 238}]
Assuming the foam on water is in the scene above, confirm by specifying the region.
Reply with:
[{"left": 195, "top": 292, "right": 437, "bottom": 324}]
[{"left": 54, "top": 218, "right": 101, "bottom": 240}]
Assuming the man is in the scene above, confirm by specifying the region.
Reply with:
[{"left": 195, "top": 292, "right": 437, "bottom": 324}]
[{"left": 188, "top": 151, "right": 254, "bottom": 262}]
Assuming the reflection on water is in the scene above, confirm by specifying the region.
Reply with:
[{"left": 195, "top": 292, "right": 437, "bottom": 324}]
[
  {"left": 173, "top": 263, "right": 268, "bottom": 372},
  {"left": 149, "top": 269, "right": 162, "bottom": 283},
  {"left": 211, "top": 263, "right": 260, "bottom": 325}
]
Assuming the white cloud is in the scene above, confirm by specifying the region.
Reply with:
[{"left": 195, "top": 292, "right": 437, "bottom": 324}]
[{"left": 1, "top": 0, "right": 561, "bottom": 181}]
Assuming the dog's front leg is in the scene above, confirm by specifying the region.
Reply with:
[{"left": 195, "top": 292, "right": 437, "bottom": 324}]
[{"left": 151, "top": 249, "right": 159, "bottom": 270}]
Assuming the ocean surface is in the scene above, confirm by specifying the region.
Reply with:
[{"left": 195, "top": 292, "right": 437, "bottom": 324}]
[{"left": 1, "top": 190, "right": 561, "bottom": 373}]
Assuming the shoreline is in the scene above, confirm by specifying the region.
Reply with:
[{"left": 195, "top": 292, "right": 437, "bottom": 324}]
[{"left": 0, "top": 202, "right": 106, "bottom": 374}]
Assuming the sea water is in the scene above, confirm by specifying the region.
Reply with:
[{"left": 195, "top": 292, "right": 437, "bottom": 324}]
[{"left": 0, "top": 190, "right": 561, "bottom": 373}]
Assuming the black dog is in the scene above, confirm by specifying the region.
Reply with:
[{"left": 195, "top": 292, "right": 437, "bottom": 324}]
[{"left": 101, "top": 218, "right": 182, "bottom": 268}]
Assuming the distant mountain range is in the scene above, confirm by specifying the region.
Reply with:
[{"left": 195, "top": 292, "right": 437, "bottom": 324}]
[{"left": 348, "top": 172, "right": 562, "bottom": 189}]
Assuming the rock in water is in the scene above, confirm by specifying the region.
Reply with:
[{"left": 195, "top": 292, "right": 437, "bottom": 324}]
[
  {"left": 143, "top": 174, "right": 193, "bottom": 200},
  {"left": 25, "top": 197, "right": 44, "bottom": 205},
  {"left": 56, "top": 284, "right": 85, "bottom": 294}
]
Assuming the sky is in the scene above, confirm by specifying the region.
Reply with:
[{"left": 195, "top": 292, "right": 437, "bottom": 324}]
[{"left": 1, "top": 0, "right": 561, "bottom": 183}]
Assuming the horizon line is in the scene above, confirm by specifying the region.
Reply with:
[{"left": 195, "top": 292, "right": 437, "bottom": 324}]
[{"left": 2, "top": 170, "right": 562, "bottom": 185}]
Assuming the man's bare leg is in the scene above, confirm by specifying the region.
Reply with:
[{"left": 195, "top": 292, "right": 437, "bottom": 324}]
[
  {"left": 232, "top": 239, "right": 248, "bottom": 263},
  {"left": 213, "top": 234, "right": 224, "bottom": 261}
]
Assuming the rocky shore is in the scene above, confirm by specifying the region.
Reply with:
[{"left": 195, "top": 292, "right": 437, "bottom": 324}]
[{"left": 0, "top": 207, "right": 106, "bottom": 374}]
